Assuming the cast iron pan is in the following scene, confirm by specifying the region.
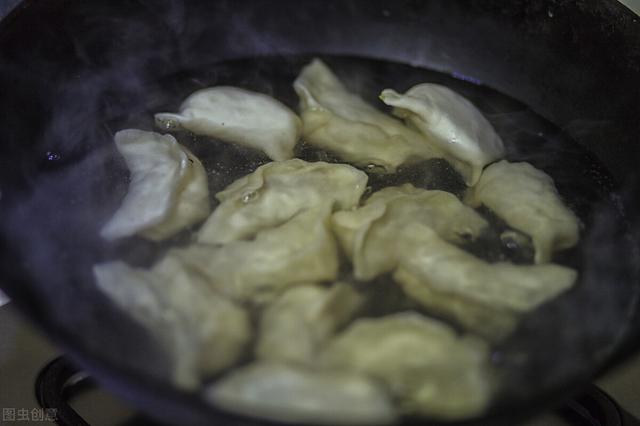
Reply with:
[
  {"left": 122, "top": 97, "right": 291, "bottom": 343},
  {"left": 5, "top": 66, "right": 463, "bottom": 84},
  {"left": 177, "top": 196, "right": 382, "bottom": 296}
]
[{"left": 1, "top": 1, "right": 640, "bottom": 425}]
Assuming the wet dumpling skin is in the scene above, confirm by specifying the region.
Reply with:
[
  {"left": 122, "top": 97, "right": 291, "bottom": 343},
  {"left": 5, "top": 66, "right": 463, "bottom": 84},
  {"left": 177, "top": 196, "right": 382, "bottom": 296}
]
[
  {"left": 155, "top": 86, "right": 301, "bottom": 161},
  {"left": 393, "top": 225, "right": 577, "bottom": 339},
  {"left": 466, "top": 160, "right": 580, "bottom": 263},
  {"left": 100, "top": 129, "right": 210, "bottom": 241},
  {"left": 199, "top": 159, "right": 367, "bottom": 244},
  {"left": 207, "top": 362, "right": 397, "bottom": 426},
  {"left": 380, "top": 83, "right": 505, "bottom": 186},
  {"left": 169, "top": 205, "right": 340, "bottom": 304},
  {"left": 319, "top": 312, "right": 493, "bottom": 420},
  {"left": 332, "top": 184, "right": 488, "bottom": 280},
  {"left": 93, "top": 257, "right": 250, "bottom": 389},
  {"left": 256, "top": 283, "right": 363, "bottom": 364},
  {"left": 294, "top": 59, "right": 439, "bottom": 173}
]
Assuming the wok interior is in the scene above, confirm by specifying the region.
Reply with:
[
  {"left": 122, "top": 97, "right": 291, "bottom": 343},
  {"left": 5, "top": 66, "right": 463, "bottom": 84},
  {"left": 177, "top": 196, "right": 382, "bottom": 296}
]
[{"left": 1, "top": 1, "right": 640, "bottom": 424}]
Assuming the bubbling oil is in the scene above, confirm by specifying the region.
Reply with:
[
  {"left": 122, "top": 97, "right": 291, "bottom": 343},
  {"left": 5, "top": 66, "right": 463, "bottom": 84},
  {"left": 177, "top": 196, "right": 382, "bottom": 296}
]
[{"left": 113, "top": 55, "right": 634, "bottom": 417}]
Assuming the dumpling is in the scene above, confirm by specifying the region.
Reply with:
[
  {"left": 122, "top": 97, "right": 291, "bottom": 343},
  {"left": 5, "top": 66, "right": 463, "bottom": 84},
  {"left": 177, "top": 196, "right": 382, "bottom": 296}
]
[
  {"left": 332, "top": 184, "right": 488, "bottom": 280},
  {"left": 198, "top": 159, "right": 368, "bottom": 244},
  {"left": 256, "top": 283, "right": 363, "bottom": 364},
  {"left": 293, "top": 59, "right": 439, "bottom": 173},
  {"left": 155, "top": 86, "right": 301, "bottom": 161},
  {"left": 393, "top": 225, "right": 577, "bottom": 339},
  {"left": 319, "top": 312, "right": 492, "bottom": 420},
  {"left": 466, "top": 160, "right": 580, "bottom": 263},
  {"left": 394, "top": 268, "right": 518, "bottom": 341},
  {"left": 93, "top": 257, "right": 251, "bottom": 389},
  {"left": 379, "top": 84, "right": 504, "bottom": 186},
  {"left": 100, "top": 129, "right": 210, "bottom": 241},
  {"left": 380, "top": 84, "right": 505, "bottom": 186},
  {"left": 396, "top": 225, "right": 576, "bottom": 311},
  {"left": 169, "top": 205, "right": 339, "bottom": 304},
  {"left": 206, "top": 362, "right": 397, "bottom": 426},
  {"left": 144, "top": 147, "right": 210, "bottom": 240}
]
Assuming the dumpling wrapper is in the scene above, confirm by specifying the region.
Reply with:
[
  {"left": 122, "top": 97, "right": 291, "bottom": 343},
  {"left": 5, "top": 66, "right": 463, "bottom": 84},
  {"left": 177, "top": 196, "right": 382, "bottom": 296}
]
[
  {"left": 155, "top": 86, "right": 301, "bottom": 161},
  {"left": 93, "top": 257, "right": 251, "bottom": 389},
  {"left": 319, "top": 312, "right": 492, "bottom": 420},
  {"left": 100, "top": 129, "right": 210, "bottom": 241},
  {"left": 168, "top": 205, "right": 339, "bottom": 304},
  {"left": 466, "top": 160, "right": 580, "bottom": 263},
  {"left": 380, "top": 84, "right": 505, "bottom": 185},
  {"left": 332, "top": 184, "right": 488, "bottom": 281},
  {"left": 256, "top": 283, "right": 363, "bottom": 364},
  {"left": 394, "top": 268, "right": 517, "bottom": 341},
  {"left": 293, "top": 59, "right": 439, "bottom": 173},
  {"left": 207, "top": 362, "right": 397, "bottom": 426},
  {"left": 199, "top": 159, "right": 367, "bottom": 244},
  {"left": 393, "top": 225, "right": 577, "bottom": 339},
  {"left": 143, "top": 147, "right": 210, "bottom": 240}
]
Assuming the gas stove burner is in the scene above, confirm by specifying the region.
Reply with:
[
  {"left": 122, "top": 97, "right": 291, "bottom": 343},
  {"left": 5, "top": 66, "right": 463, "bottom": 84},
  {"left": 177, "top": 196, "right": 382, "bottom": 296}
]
[
  {"left": 556, "top": 386, "right": 640, "bottom": 426},
  {"left": 35, "top": 357, "right": 158, "bottom": 426},
  {"left": 35, "top": 356, "right": 640, "bottom": 426}
]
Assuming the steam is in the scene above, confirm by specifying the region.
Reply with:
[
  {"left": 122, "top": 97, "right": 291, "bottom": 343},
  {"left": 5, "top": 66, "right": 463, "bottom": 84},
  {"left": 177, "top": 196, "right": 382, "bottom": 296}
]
[
  {"left": 0, "top": 1, "right": 638, "bottom": 421},
  {"left": 0, "top": 1, "right": 195, "bottom": 379}
]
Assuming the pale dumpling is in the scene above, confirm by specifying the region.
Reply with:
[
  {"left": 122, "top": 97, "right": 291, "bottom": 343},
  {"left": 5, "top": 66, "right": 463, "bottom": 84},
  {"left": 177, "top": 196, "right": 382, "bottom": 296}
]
[
  {"left": 100, "top": 129, "right": 210, "bottom": 241},
  {"left": 395, "top": 268, "right": 518, "bottom": 341},
  {"left": 168, "top": 205, "right": 339, "bottom": 304},
  {"left": 466, "top": 160, "right": 580, "bottom": 263},
  {"left": 93, "top": 257, "right": 250, "bottom": 389},
  {"left": 332, "top": 184, "right": 488, "bottom": 280},
  {"left": 393, "top": 225, "right": 577, "bottom": 339},
  {"left": 380, "top": 84, "right": 505, "bottom": 186},
  {"left": 207, "top": 362, "right": 397, "bottom": 426},
  {"left": 319, "top": 312, "right": 492, "bottom": 420},
  {"left": 155, "top": 86, "right": 301, "bottom": 161},
  {"left": 294, "top": 59, "right": 439, "bottom": 172},
  {"left": 198, "top": 159, "right": 368, "bottom": 244},
  {"left": 256, "top": 283, "right": 363, "bottom": 364}
]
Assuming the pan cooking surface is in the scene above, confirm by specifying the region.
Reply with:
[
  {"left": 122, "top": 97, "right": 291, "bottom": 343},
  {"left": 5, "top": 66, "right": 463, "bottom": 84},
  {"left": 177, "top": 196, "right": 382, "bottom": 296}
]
[
  {"left": 2, "top": 54, "right": 639, "bottom": 423},
  {"left": 118, "top": 55, "right": 640, "bottom": 410}
]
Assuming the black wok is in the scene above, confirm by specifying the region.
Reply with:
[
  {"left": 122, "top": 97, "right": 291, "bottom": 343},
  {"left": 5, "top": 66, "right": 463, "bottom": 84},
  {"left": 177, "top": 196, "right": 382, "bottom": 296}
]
[{"left": 1, "top": 1, "right": 640, "bottom": 425}]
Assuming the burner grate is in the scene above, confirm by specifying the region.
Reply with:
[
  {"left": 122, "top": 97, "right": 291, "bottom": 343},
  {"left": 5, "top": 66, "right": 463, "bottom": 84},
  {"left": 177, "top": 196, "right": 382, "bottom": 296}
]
[{"left": 35, "top": 356, "right": 640, "bottom": 426}]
